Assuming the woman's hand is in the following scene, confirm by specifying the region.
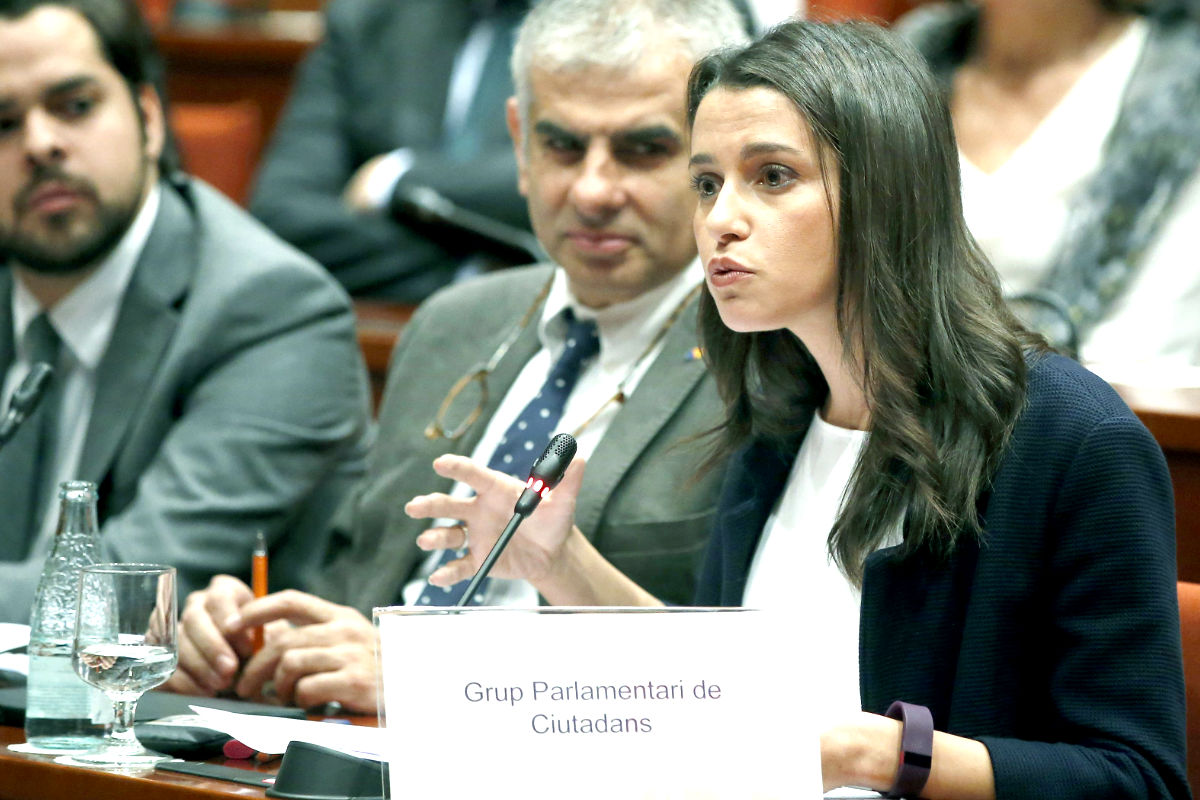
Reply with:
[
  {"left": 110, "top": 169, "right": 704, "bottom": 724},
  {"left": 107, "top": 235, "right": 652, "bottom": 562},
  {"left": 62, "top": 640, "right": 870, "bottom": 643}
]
[
  {"left": 405, "top": 454, "right": 661, "bottom": 606},
  {"left": 404, "top": 453, "right": 587, "bottom": 588},
  {"left": 820, "top": 712, "right": 903, "bottom": 792}
]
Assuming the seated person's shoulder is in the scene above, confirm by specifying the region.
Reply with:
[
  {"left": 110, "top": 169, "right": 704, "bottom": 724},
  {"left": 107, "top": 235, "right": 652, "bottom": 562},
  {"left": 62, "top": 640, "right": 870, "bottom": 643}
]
[
  {"left": 1018, "top": 352, "right": 1151, "bottom": 450},
  {"left": 187, "top": 180, "right": 353, "bottom": 306},
  {"left": 322, "top": 0, "right": 409, "bottom": 41},
  {"left": 412, "top": 264, "right": 555, "bottom": 324}
]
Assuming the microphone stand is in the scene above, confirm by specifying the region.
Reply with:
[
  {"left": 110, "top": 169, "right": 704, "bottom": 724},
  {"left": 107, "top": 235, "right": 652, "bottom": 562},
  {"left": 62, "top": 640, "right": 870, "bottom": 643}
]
[
  {"left": 0, "top": 363, "right": 54, "bottom": 452},
  {"left": 393, "top": 184, "right": 545, "bottom": 266},
  {"left": 455, "top": 512, "right": 524, "bottom": 608}
]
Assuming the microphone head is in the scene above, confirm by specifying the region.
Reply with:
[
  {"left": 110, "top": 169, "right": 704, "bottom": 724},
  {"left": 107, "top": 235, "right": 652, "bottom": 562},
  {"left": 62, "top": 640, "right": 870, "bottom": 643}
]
[
  {"left": 529, "top": 433, "right": 577, "bottom": 485},
  {"left": 515, "top": 433, "right": 577, "bottom": 516},
  {"left": 12, "top": 362, "right": 54, "bottom": 413}
]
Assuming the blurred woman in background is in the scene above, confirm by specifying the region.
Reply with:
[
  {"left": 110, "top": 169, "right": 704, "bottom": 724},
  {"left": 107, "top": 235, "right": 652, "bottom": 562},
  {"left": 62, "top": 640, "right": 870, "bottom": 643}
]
[{"left": 898, "top": 0, "right": 1200, "bottom": 372}]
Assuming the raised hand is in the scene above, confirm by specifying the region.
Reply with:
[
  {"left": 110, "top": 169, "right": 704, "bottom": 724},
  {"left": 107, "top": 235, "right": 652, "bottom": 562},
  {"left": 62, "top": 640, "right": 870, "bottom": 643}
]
[{"left": 405, "top": 453, "right": 587, "bottom": 589}]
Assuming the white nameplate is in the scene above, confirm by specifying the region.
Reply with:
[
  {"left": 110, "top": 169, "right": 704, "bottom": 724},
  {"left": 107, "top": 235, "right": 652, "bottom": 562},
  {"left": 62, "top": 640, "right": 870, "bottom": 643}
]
[{"left": 375, "top": 607, "right": 820, "bottom": 799}]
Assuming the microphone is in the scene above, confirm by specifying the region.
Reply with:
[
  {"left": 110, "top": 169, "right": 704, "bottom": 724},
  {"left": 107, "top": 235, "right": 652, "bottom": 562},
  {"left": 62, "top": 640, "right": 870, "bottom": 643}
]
[
  {"left": 0, "top": 362, "right": 55, "bottom": 450},
  {"left": 392, "top": 183, "right": 546, "bottom": 266},
  {"left": 514, "top": 433, "right": 577, "bottom": 515},
  {"left": 455, "top": 433, "right": 578, "bottom": 607}
]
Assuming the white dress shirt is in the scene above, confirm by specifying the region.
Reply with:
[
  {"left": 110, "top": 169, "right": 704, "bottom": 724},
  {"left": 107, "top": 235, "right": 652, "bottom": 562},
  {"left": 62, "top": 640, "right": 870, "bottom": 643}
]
[
  {"left": 2, "top": 185, "right": 160, "bottom": 557},
  {"left": 403, "top": 260, "right": 704, "bottom": 606}
]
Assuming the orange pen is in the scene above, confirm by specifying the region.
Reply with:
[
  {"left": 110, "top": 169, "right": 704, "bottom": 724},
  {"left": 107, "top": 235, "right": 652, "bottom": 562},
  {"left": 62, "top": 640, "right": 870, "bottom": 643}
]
[{"left": 251, "top": 530, "right": 268, "bottom": 653}]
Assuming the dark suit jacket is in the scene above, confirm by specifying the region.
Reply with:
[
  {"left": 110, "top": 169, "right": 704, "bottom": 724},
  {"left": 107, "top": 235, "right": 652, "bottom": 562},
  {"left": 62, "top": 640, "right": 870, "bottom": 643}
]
[
  {"left": 0, "top": 178, "right": 372, "bottom": 622},
  {"left": 249, "top": 0, "right": 531, "bottom": 300},
  {"left": 696, "top": 354, "right": 1188, "bottom": 799},
  {"left": 314, "top": 265, "right": 726, "bottom": 610}
]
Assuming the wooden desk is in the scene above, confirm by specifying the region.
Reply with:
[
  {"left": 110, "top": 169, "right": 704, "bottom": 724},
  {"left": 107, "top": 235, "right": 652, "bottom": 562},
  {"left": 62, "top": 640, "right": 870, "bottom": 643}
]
[
  {"left": 0, "top": 725, "right": 275, "bottom": 800},
  {"left": 0, "top": 713, "right": 379, "bottom": 800},
  {"left": 1113, "top": 384, "right": 1200, "bottom": 583},
  {"left": 156, "top": 12, "right": 321, "bottom": 163}
]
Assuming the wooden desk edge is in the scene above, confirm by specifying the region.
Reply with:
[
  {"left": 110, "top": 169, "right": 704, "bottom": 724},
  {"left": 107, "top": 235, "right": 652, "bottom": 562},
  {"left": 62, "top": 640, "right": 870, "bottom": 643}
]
[{"left": 0, "top": 714, "right": 377, "bottom": 800}]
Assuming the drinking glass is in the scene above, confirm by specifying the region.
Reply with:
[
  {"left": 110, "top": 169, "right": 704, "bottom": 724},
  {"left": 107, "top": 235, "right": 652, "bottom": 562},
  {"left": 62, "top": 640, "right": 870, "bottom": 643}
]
[{"left": 62, "top": 564, "right": 177, "bottom": 769}]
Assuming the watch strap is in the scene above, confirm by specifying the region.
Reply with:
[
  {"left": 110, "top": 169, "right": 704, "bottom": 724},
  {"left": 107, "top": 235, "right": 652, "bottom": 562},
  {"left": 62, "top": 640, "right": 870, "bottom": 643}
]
[{"left": 885, "top": 700, "right": 933, "bottom": 799}]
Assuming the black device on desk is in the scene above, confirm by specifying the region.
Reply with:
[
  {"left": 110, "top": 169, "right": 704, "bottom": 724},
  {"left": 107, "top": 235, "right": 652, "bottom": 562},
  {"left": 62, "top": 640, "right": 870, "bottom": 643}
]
[
  {"left": 157, "top": 740, "right": 391, "bottom": 799},
  {"left": 268, "top": 740, "right": 389, "bottom": 800},
  {"left": 158, "top": 759, "right": 282, "bottom": 788}
]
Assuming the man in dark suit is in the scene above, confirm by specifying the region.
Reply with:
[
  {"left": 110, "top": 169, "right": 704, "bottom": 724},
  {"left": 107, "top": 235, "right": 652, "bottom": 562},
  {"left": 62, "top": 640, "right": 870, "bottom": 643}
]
[
  {"left": 0, "top": 0, "right": 372, "bottom": 622},
  {"left": 249, "top": 0, "right": 535, "bottom": 300},
  {"left": 168, "top": 0, "right": 752, "bottom": 714}
]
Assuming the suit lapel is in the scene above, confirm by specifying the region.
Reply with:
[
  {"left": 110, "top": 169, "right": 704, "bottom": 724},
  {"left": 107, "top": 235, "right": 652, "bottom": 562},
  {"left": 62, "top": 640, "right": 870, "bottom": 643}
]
[
  {"left": 573, "top": 299, "right": 707, "bottom": 537},
  {"left": 77, "top": 184, "right": 194, "bottom": 488}
]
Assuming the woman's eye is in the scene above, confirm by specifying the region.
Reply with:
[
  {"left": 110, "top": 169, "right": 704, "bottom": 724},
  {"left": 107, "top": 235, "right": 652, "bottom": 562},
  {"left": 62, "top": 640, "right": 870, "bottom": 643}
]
[
  {"left": 690, "top": 174, "right": 719, "bottom": 198},
  {"left": 760, "top": 165, "right": 793, "bottom": 189}
]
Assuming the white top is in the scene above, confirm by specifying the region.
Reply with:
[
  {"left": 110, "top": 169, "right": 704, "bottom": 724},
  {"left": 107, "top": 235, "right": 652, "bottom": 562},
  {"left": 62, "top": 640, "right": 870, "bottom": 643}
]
[
  {"left": 960, "top": 17, "right": 1200, "bottom": 370},
  {"left": 403, "top": 261, "right": 704, "bottom": 606},
  {"left": 743, "top": 412, "right": 870, "bottom": 726},
  {"left": 2, "top": 185, "right": 160, "bottom": 556}
]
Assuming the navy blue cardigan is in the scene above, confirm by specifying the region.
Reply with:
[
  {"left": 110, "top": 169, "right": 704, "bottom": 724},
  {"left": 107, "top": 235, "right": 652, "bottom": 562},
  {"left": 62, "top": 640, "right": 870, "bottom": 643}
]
[{"left": 695, "top": 354, "right": 1188, "bottom": 799}]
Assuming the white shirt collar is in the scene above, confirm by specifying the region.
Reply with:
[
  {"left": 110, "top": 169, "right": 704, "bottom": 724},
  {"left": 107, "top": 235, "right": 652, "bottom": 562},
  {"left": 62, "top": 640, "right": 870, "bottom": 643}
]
[
  {"left": 538, "top": 259, "right": 704, "bottom": 371},
  {"left": 12, "top": 183, "right": 161, "bottom": 370}
]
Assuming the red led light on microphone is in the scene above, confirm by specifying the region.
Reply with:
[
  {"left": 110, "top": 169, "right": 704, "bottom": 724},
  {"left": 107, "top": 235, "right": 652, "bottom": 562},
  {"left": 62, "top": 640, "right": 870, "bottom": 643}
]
[
  {"left": 524, "top": 476, "right": 552, "bottom": 500},
  {"left": 523, "top": 478, "right": 551, "bottom": 498}
]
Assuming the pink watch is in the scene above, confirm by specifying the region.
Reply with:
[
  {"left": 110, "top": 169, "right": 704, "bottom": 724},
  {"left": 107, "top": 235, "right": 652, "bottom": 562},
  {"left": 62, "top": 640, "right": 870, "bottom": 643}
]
[{"left": 885, "top": 701, "right": 933, "bottom": 798}]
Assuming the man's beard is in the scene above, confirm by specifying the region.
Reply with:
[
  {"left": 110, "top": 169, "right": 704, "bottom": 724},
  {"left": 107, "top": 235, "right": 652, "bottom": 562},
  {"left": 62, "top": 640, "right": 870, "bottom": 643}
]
[{"left": 1, "top": 163, "right": 146, "bottom": 275}]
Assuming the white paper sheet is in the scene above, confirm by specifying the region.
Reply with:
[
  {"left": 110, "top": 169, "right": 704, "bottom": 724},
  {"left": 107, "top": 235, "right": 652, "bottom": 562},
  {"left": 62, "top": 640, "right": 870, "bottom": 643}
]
[
  {"left": 188, "top": 705, "right": 387, "bottom": 760},
  {"left": 0, "top": 623, "right": 30, "bottom": 653}
]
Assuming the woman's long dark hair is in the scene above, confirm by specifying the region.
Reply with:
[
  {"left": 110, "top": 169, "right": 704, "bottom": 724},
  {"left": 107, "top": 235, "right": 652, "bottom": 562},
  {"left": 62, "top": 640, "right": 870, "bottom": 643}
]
[{"left": 688, "top": 21, "right": 1043, "bottom": 585}]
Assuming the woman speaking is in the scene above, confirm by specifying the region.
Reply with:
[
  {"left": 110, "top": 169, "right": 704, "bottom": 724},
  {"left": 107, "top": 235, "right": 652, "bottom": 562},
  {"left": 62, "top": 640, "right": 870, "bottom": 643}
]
[{"left": 407, "top": 19, "right": 1186, "bottom": 799}]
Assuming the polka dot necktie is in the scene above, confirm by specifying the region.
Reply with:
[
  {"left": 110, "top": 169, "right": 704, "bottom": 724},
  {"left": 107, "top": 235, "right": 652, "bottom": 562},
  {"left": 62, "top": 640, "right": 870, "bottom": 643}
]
[{"left": 416, "top": 310, "right": 600, "bottom": 606}]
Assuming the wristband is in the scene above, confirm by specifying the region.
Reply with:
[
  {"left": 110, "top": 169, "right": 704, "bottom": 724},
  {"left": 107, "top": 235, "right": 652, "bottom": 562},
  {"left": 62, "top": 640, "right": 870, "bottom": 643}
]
[{"left": 885, "top": 701, "right": 933, "bottom": 799}]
